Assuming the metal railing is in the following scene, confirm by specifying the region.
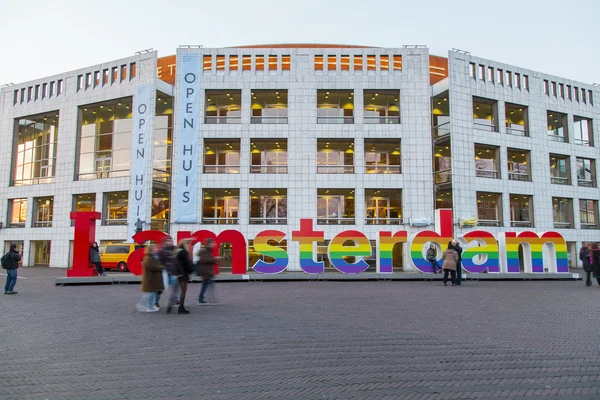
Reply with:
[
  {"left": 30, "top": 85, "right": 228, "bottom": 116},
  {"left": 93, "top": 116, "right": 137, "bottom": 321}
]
[
  {"left": 547, "top": 134, "right": 566, "bottom": 142},
  {"left": 365, "top": 218, "right": 403, "bottom": 225},
  {"left": 506, "top": 127, "right": 528, "bottom": 136},
  {"left": 551, "top": 176, "right": 570, "bottom": 185},
  {"left": 581, "top": 222, "right": 598, "bottom": 230},
  {"left": 151, "top": 219, "right": 169, "bottom": 232},
  {"left": 201, "top": 218, "right": 239, "bottom": 225},
  {"left": 317, "top": 218, "right": 355, "bottom": 225},
  {"left": 365, "top": 166, "right": 401, "bottom": 174},
  {"left": 250, "top": 165, "right": 288, "bottom": 174},
  {"left": 435, "top": 169, "right": 452, "bottom": 184},
  {"left": 249, "top": 218, "right": 287, "bottom": 225},
  {"left": 363, "top": 116, "right": 400, "bottom": 124},
  {"left": 432, "top": 122, "right": 450, "bottom": 138},
  {"left": 477, "top": 219, "right": 501, "bottom": 227},
  {"left": 474, "top": 122, "right": 498, "bottom": 132},
  {"left": 251, "top": 116, "right": 288, "bottom": 124},
  {"left": 578, "top": 179, "right": 595, "bottom": 187},
  {"left": 8, "top": 222, "right": 25, "bottom": 228},
  {"left": 553, "top": 222, "right": 572, "bottom": 229},
  {"left": 33, "top": 221, "right": 52, "bottom": 228},
  {"left": 204, "top": 116, "right": 242, "bottom": 124},
  {"left": 574, "top": 138, "right": 591, "bottom": 146},
  {"left": 203, "top": 165, "right": 240, "bottom": 174},
  {"left": 12, "top": 177, "right": 56, "bottom": 186},
  {"left": 317, "top": 116, "right": 354, "bottom": 124},
  {"left": 475, "top": 169, "right": 498, "bottom": 178},
  {"left": 78, "top": 170, "right": 130, "bottom": 180},
  {"left": 104, "top": 218, "right": 127, "bottom": 226},
  {"left": 152, "top": 169, "right": 171, "bottom": 183},
  {"left": 317, "top": 165, "right": 354, "bottom": 174},
  {"left": 508, "top": 172, "right": 530, "bottom": 181},
  {"left": 511, "top": 221, "right": 533, "bottom": 228}
]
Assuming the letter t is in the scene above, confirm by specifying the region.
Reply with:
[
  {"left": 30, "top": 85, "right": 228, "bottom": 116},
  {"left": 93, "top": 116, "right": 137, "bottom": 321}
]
[{"left": 292, "top": 219, "right": 325, "bottom": 274}]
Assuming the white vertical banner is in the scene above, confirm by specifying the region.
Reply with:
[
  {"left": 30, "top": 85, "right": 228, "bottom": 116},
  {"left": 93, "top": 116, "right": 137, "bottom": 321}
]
[
  {"left": 127, "top": 84, "right": 152, "bottom": 240},
  {"left": 174, "top": 54, "right": 201, "bottom": 222}
]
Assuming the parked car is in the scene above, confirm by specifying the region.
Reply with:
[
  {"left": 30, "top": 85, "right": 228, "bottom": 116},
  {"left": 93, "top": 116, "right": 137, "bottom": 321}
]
[{"left": 100, "top": 243, "right": 144, "bottom": 272}]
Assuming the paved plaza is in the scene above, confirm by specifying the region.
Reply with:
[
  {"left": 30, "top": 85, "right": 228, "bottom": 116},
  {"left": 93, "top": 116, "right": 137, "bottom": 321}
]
[{"left": 1, "top": 268, "right": 599, "bottom": 400}]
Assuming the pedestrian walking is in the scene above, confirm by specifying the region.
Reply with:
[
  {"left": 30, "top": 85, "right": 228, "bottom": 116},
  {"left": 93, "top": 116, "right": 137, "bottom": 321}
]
[
  {"left": 452, "top": 239, "right": 463, "bottom": 285},
  {"left": 579, "top": 243, "right": 593, "bottom": 287},
  {"left": 158, "top": 237, "right": 178, "bottom": 313},
  {"left": 2, "top": 244, "right": 22, "bottom": 295},
  {"left": 172, "top": 239, "right": 193, "bottom": 314},
  {"left": 136, "top": 244, "right": 164, "bottom": 312},
  {"left": 90, "top": 242, "right": 106, "bottom": 276},
  {"left": 442, "top": 242, "right": 459, "bottom": 286},
  {"left": 197, "top": 238, "right": 218, "bottom": 305},
  {"left": 591, "top": 243, "right": 600, "bottom": 288},
  {"left": 426, "top": 244, "right": 441, "bottom": 273}
]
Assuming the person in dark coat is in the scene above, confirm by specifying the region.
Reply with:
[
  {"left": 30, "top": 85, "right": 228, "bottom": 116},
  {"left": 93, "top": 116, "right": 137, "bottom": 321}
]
[
  {"left": 89, "top": 242, "right": 106, "bottom": 276},
  {"left": 452, "top": 239, "right": 463, "bottom": 285},
  {"left": 169, "top": 239, "right": 193, "bottom": 314},
  {"left": 197, "top": 238, "right": 218, "bottom": 305},
  {"left": 591, "top": 243, "right": 600, "bottom": 287},
  {"left": 580, "top": 243, "right": 593, "bottom": 286},
  {"left": 158, "top": 237, "right": 178, "bottom": 313},
  {"left": 3, "top": 244, "right": 22, "bottom": 295},
  {"left": 426, "top": 244, "right": 441, "bottom": 273},
  {"left": 136, "top": 244, "right": 164, "bottom": 312},
  {"left": 442, "top": 244, "right": 459, "bottom": 286}
]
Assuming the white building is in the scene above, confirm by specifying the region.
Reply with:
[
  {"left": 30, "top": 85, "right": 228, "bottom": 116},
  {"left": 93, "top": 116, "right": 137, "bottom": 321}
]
[{"left": 0, "top": 44, "right": 598, "bottom": 271}]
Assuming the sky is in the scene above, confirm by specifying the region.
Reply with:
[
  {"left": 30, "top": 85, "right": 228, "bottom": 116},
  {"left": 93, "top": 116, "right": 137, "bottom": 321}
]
[{"left": 1, "top": 0, "right": 598, "bottom": 85}]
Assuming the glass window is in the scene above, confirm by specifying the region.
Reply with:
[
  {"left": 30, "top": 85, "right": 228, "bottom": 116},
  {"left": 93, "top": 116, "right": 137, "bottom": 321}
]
[
  {"left": 469, "top": 63, "right": 476, "bottom": 78},
  {"left": 580, "top": 200, "right": 598, "bottom": 229},
  {"left": 255, "top": 55, "right": 265, "bottom": 71},
  {"left": 497, "top": 69, "right": 504, "bottom": 85},
  {"left": 476, "top": 192, "right": 502, "bottom": 226},
  {"left": 510, "top": 194, "right": 533, "bottom": 227},
  {"left": 434, "top": 144, "right": 452, "bottom": 184},
  {"left": 551, "top": 82, "right": 557, "bottom": 97},
  {"left": 576, "top": 157, "right": 595, "bottom": 187},
  {"left": 103, "top": 191, "right": 128, "bottom": 225},
  {"left": 327, "top": 55, "right": 336, "bottom": 71},
  {"left": 250, "top": 140, "right": 287, "bottom": 174},
  {"left": 250, "top": 189, "right": 287, "bottom": 224},
  {"left": 544, "top": 80, "right": 549, "bottom": 94},
  {"left": 154, "top": 93, "right": 173, "bottom": 182},
  {"left": 505, "top": 103, "right": 528, "bottom": 136},
  {"left": 367, "top": 55, "right": 376, "bottom": 71},
  {"left": 202, "top": 189, "right": 239, "bottom": 224},
  {"left": 242, "top": 55, "right": 251, "bottom": 71},
  {"left": 547, "top": 111, "right": 568, "bottom": 142},
  {"left": 363, "top": 90, "right": 400, "bottom": 124},
  {"left": 515, "top": 73, "right": 521, "bottom": 89},
  {"left": 365, "top": 189, "right": 402, "bottom": 224},
  {"left": 317, "top": 90, "right": 354, "bottom": 124},
  {"left": 314, "top": 55, "right": 324, "bottom": 71},
  {"left": 268, "top": 55, "right": 277, "bottom": 71},
  {"left": 130, "top": 62, "right": 136, "bottom": 78},
  {"left": 364, "top": 139, "right": 401, "bottom": 174},
  {"left": 151, "top": 187, "right": 170, "bottom": 232},
  {"left": 473, "top": 97, "right": 498, "bottom": 131},
  {"left": 552, "top": 197, "right": 573, "bottom": 228},
  {"left": 582, "top": 88, "right": 587, "bottom": 104},
  {"left": 73, "top": 193, "right": 96, "bottom": 213},
  {"left": 33, "top": 197, "right": 53, "bottom": 227},
  {"left": 506, "top": 71, "right": 512, "bottom": 87},
  {"left": 392, "top": 55, "right": 402, "bottom": 70},
  {"left": 120, "top": 65, "right": 127, "bottom": 81},
  {"left": 282, "top": 55, "right": 290, "bottom": 71},
  {"left": 354, "top": 55, "right": 363, "bottom": 71},
  {"left": 567, "top": 85, "right": 572, "bottom": 100},
  {"left": 559, "top": 83, "right": 564, "bottom": 98},
  {"left": 13, "top": 112, "right": 59, "bottom": 186},
  {"left": 77, "top": 99, "right": 133, "bottom": 180},
  {"left": 474, "top": 144, "right": 500, "bottom": 179},
  {"left": 573, "top": 116, "right": 593, "bottom": 146},
  {"left": 523, "top": 75, "right": 529, "bottom": 91},
  {"left": 550, "top": 154, "right": 571, "bottom": 185},
  {"left": 478, "top": 65, "right": 485, "bottom": 81},
  {"left": 251, "top": 90, "right": 288, "bottom": 124},
  {"left": 8, "top": 199, "right": 27, "bottom": 228},
  {"left": 216, "top": 55, "right": 225, "bottom": 71},
  {"left": 317, "top": 189, "right": 355, "bottom": 225},
  {"left": 203, "top": 139, "right": 240, "bottom": 173},
  {"left": 507, "top": 149, "right": 530, "bottom": 182},
  {"left": 340, "top": 55, "right": 350, "bottom": 71},
  {"left": 432, "top": 93, "right": 450, "bottom": 137},
  {"left": 317, "top": 140, "right": 354, "bottom": 173},
  {"left": 204, "top": 90, "right": 241, "bottom": 124},
  {"left": 230, "top": 55, "right": 238, "bottom": 71},
  {"left": 487, "top": 66, "right": 494, "bottom": 82},
  {"left": 203, "top": 55, "right": 212, "bottom": 71},
  {"left": 380, "top": 55, "right": 389, "bottom": 71},
  {"left": 575, "top": 87, "right": 580, "bottom": 102},
  {"left": 588, "top": 90, "right": 593, "bottom": 105},
  {"left": 436, "top": 190, "right": 452, "bottom": 210}
]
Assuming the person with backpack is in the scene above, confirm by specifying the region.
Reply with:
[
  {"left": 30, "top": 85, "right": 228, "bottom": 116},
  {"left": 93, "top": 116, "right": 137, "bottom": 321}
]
[
  {"left": 197, "top": 238, "right": 218, "bottom": 305},
  {"left": 89, "top": 242, "right": 106, "bottom": 276},
  {"left": 169, "top": 239, "right": 193, "bottom": 314},
  {"left": 3, "top": 244, "right": 22, "bottom": 295}
]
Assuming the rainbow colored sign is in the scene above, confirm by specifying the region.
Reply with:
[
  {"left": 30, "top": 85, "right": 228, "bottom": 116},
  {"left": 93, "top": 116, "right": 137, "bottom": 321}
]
[{"left": 68, "top": 210, "right": 569, "bottom": 277}]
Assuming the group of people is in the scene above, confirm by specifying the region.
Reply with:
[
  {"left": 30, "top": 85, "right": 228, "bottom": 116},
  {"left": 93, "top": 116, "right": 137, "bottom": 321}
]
[
  {"left": 427, "top": 240, "right": 464, "bottom": 286},
  {"left": 137, "top": 237, "right": 218, "bottom": 313},
  {"left": 579, "top": 243, "right": 600, "bottom": 287}
]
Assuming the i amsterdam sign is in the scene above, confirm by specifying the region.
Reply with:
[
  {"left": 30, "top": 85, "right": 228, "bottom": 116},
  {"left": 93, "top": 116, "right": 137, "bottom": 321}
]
[{"left": 67, "top": 210, "right": 569, "bottom": 277}]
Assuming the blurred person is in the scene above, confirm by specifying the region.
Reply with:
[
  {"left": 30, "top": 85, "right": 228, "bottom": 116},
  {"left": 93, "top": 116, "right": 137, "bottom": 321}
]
[
  {"left": 171, "top": 239, "right": 193, "bottom": 314},
  {"left": 591, "top": 243, "right": 600, "bottom": 287},
  {"left": 579, "top": 243, "right": 593, "bottom": 287},
  {"left": 158, "top": 237, "right": 178, "bottom": 312},
  {"left": 136, "top": 244, "right": 164, "bottom": 312},
  {"left": 89, "top": 242, "right": 106, "bottom": 276},
  {"left": 442, "top": 242, "right": 459, "bottom": 286},
  {"left": 452, "top": 239, "right": 463, "bottom": 285},
  {"left": 2, "top": 244, "right": 22, "bottom": 295},
  {"left": 197, "top": 238, "right": 218, "bottom": 305}
]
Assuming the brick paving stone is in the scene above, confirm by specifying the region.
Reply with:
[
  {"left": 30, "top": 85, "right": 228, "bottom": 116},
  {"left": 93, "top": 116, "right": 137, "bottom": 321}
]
[{"left": 0, "top": 270, "right": 599, "bottom": 399}]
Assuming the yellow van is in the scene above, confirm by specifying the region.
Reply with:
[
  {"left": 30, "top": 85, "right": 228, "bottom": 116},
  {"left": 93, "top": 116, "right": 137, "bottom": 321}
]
[{"left": 100, "top": 243, "right": 144, "bottom": 272}]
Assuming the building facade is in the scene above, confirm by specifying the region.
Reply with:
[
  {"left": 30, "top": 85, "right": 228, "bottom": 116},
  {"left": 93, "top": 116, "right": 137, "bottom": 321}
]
[{"left": 0, "top": 45, "right": 598, "bottom": 271}]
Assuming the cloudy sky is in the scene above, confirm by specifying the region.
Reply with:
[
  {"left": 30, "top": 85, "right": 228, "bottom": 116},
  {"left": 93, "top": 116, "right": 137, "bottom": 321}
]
[{"left": 0, "top": 0, "right": 598, "bottom": 85}]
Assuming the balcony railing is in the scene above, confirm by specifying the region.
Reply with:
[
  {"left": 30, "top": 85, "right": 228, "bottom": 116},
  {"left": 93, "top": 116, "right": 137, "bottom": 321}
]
[
  {"left": 548, "top": 134, "right": 566, "bottom": 142},
  {"left": 473, "top": 122, "right": 498, "bottom": 132},
  {"left": 317, "top": 116, "right": 354, "bottom": 124},
  {"left": 251, "top": 116, "right": 288, "bottom": 124},
  {"left": 250, "top": 165, "right": 288, "bottom": 174},
  {"left": 551, "top": 176, "right": 570, "bottom": 185},
  {"left": 201, "top": 218, "right": 239, "bottom": 225},
  {"left": 365, "top": 165, "right": 401, "bottom": 174},
  {"left": 363, "top": 116, "right": 400, "bottom": 124},
  {"left": 581, "top": 222, "right": 598, "bottom": 230},
  {"left": 476, "top": 169, "right": 498, "bottom": 178},
  {"left": 249, "top": 218, "right": 287, "bottom": 225},
  {"left": 365, "top": 218, "right": 402, "bottom": 225},
  {"left": 8, "top": 222, "right": 25, "bottom": 228},
  {"left": 574, "top": 138, "right": 591, "bottom": 146},
  {"left": 435, "top": 169, "right": 452, "bottom": 184},
  {"left": 12, "top": 177, "right": 55, "bottom": 186},
  {"left": 317, "top": 165, "right": 354, "bottom": 174},
  {"left": 511, "top": 220, "right": 533, "bottom": 228},
  {"left": 506, "top": 127, "right": 528, "bottom": 136},
  {"left": 317, "top": 217, "right": 355, "bottom": 225},
  {"left": 203, "top": 165, "right": 240, "bottom": 174},
  {"left": 553, "top": 221, "right": 573, "bottom": 229},
  {"left": 578, "top": 179, "right": 595, "bottom": 187},
  {"left": 477, "top": 219, "right": 501, "bottom": 227},
  {"left": 508, "top": 172, "right": 530, "bottom": 181},
  {"left": 204, "top": 116, "right": 241, "bottom": 124},
  {"left": 33, "top": 221, "right": 53, "bottom": 228},
  {"left": 104, "top": 218, "right": 127, "bottom": 226},
  {"left": 78, "top": 170, "right": 130, "bottom": 180},
  {"left": 152, "top": 169, "right": 171, "bottom": 183},
  {"left": 432, "top": 122, "right": 450, "bottom": 138}
]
